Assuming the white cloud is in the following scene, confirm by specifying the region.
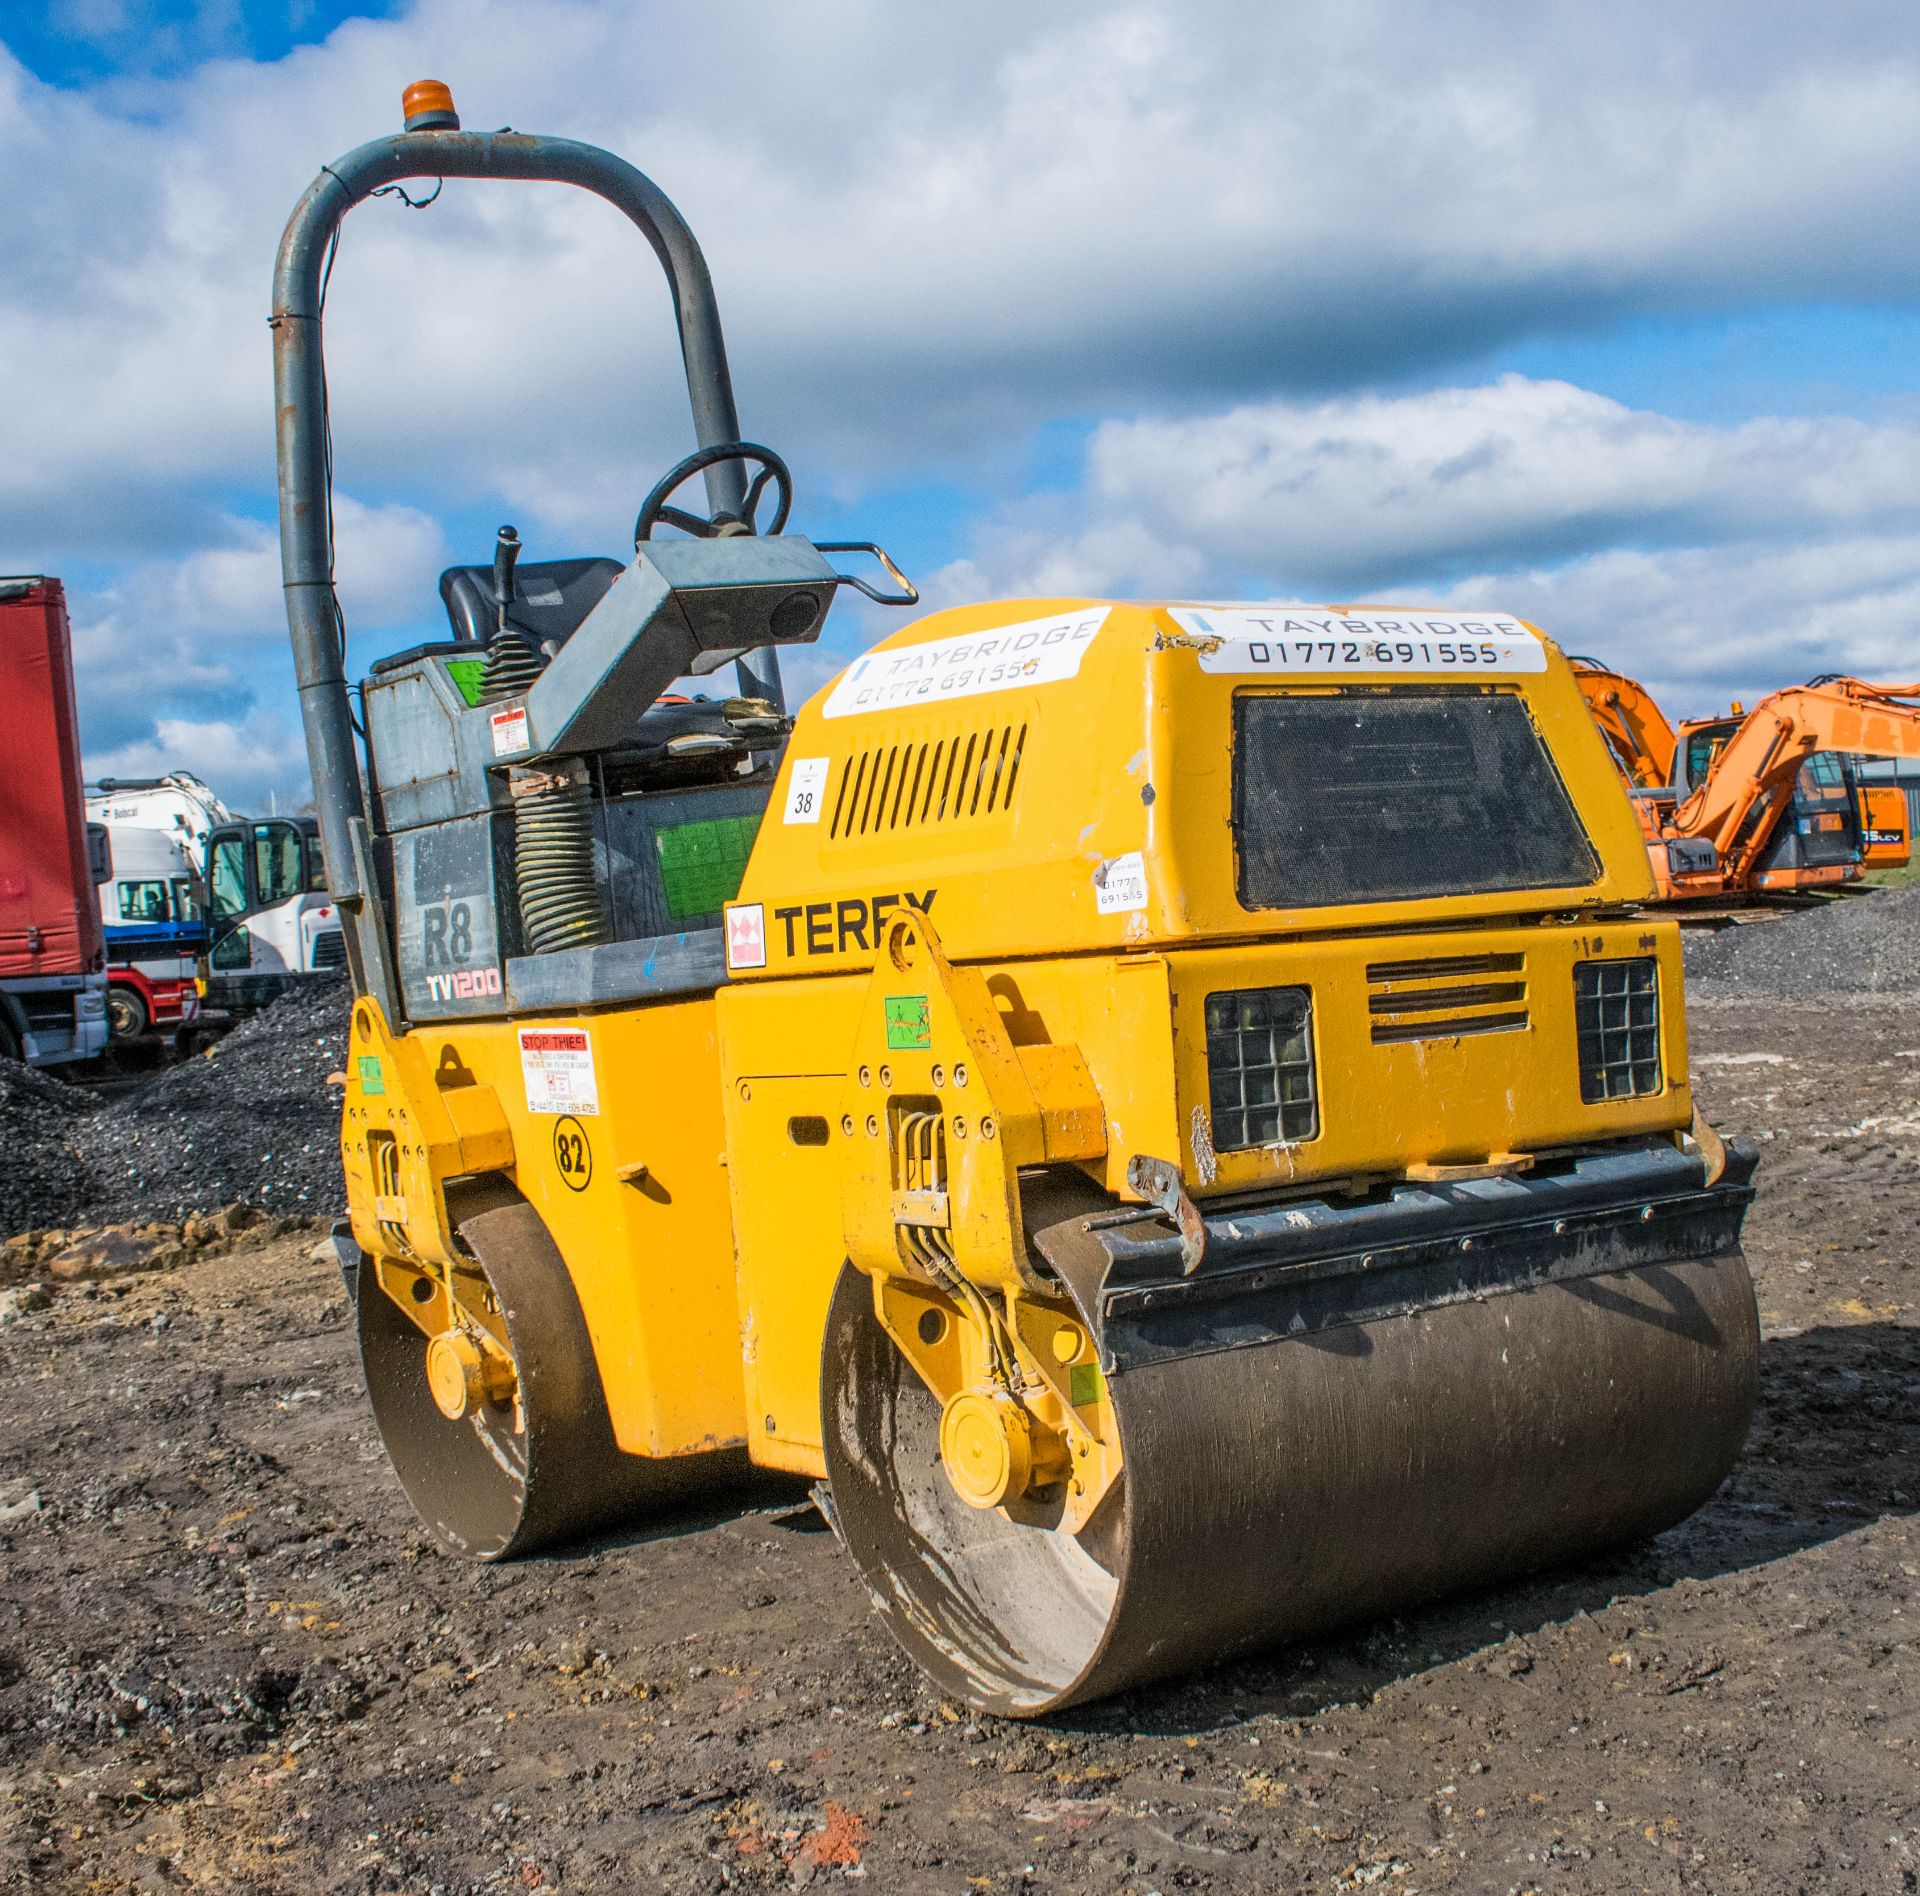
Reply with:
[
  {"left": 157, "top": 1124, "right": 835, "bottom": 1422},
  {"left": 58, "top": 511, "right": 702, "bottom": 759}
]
[
  {"left": 926, "top": 375, "right": 1920, "bottom": 711},
  {"left": 1438, "top": 537, "right": 1920, "bottom": 715},
  {"left": 65, "top": 494, "right": 442, "bottom": 784},
  {"left": 945, "top": 376, "right": 1920, "bottom": 593},
  {"left": 7, "top": 1, "right": 1920, "bottom": 778},
  {"left": 11, "top": 0, "right": 1920, "bottom": 563},
  {"left": 85, "top": 708, "right": 311, "bottom": 815}
]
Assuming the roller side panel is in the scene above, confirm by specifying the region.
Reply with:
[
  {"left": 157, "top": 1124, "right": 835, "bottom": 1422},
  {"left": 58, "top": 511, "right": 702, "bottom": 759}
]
[{"left": 358, "top": 1196, "right": 744, "bottom": 1559}]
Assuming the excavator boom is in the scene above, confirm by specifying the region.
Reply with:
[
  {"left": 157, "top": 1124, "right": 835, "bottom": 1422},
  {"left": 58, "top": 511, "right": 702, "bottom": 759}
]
[
  {"left": 1667, "top": 678, "right": 1920, "bottom": 890},
  {"left": 1570, "top": 658, "right": 1677, "bottom": 789},
  {"left": 1576, "top": 659, "right": 1920, "bottom": 903}
]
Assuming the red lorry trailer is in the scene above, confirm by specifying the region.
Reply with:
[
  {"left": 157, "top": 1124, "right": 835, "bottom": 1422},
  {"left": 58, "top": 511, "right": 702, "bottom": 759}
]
[{"left": 0, "top": 577, "right": 108, "bottom": 1065}]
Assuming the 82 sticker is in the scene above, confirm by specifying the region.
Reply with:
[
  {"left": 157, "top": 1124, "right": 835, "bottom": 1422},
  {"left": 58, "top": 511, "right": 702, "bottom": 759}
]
[{"left": 552, "top": 1114, "right": 593, "bottom": 1191}]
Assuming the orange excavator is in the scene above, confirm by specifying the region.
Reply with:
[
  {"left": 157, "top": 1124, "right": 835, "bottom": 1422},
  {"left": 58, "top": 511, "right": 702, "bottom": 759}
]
[
  {"left": 1570, "top": 659, "right": 1920, "bottom": 902},
  {"left": 1860, "top": 783, "right": 1913, "bottom": 870},
  {"left": 1573, "top": 658, "right": 1677, "bottom": 791}
]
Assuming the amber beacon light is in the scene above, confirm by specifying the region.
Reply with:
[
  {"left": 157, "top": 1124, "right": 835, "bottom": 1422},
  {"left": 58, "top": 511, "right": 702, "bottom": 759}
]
[{"left": 402, "top": 80, "right": 459, "bottom": 132}]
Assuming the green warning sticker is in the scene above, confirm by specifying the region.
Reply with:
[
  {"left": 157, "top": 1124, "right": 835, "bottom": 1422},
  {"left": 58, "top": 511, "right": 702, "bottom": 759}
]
[
  {"left": 1069, "top": 1362, "right": 1102, "bottom": 1408},
  {"left": 357, "top": 1054, "right": 385, "bottom": 1096},
  {"left": 885, "top": 995, "right": 931, "bottom": 1050},
  {"left": 654, "top": 815, "right": 761, "bottom": 922},
  {"left": 444, "top": 656, "right": 488, "bottom": 708}
]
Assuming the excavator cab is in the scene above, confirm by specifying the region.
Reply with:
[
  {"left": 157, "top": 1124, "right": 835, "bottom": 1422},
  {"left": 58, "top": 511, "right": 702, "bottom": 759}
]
[{"left": 1675, "top": 717, "right": 1867, "bottom": 892}]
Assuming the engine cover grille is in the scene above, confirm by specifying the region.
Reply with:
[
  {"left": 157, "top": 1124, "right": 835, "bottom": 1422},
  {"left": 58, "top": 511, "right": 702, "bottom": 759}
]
[
  {"left": 1573, "top": 957, "right": 1662, "bottom": 1101},
  {"left": 1204, "top": 985, "right": 1317, "bottom": 1150}
]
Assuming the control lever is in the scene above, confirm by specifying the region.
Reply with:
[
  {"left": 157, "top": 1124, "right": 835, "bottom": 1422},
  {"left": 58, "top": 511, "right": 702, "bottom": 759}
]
[{"left": 492, "top": 524, "right": 521, "bottom": 635}]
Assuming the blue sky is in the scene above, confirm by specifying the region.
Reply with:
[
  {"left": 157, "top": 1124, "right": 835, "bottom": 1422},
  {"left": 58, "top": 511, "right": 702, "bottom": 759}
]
[
  {"left": 3, "top": 0, "right": 394, "bottom": 84},
  {"left": 5, "top": 0, "right": 1920, "bottom": 810}
]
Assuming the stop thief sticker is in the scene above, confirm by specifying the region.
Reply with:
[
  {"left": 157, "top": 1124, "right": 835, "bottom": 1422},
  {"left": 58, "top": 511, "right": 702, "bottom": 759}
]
[
  {"left": 490, "top": 705, "right": 530, "bottom": 756},
  {"left": 518, "top": 1027, "right": 599, "bottom": 1115}
]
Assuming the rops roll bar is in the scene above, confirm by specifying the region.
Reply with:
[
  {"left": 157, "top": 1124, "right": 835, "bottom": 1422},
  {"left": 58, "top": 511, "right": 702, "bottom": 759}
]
[{"left": 271, "top": 84, "right": 770, "bottom": 992}]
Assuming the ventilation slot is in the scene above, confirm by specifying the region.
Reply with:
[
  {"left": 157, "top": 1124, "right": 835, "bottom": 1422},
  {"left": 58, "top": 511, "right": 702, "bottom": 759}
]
[
  {"left": 828, "top": 724, "right": 1026, "bottom": 839},
  {"left": 1366, "top": 952, "right": 1524, "bottom": 984},
  {"left": 1368, "top": 952, "right": 1529, "bottom": 1045}
]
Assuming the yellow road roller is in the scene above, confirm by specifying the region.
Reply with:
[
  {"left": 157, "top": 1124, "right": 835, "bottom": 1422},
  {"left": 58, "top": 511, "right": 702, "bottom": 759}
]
[{"left": 275, "top": 88, "right": 1759, "bottom": 1717}]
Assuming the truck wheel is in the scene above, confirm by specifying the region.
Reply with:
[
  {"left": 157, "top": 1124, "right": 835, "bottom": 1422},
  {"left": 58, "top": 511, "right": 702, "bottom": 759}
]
[
  {"left": 0, "top": 1015, "right": 19, "bottom": 1063},
  {"left": 106, "top": 987, "right": 149, "bottom": 1043}
]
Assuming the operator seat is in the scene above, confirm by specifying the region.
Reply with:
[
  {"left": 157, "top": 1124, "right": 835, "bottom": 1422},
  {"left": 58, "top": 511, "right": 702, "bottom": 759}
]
[
  {"left": 367, "top": 554, "right": 625, "bottom": 680},
  {"left": 438, "top": 555, "right": 624, "bottom": 648}
]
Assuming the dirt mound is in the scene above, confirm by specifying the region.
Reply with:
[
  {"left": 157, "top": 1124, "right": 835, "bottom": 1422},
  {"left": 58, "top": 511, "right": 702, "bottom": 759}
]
[
  {"left": 0, "top": 1059, "right": 92, "bottom": 1237},
  {"left": 0, "top": 979, "right": 351, "bottom": 1239},
  {"left": 1684, "top": 881, "right": 1920, "bottom": 999}
]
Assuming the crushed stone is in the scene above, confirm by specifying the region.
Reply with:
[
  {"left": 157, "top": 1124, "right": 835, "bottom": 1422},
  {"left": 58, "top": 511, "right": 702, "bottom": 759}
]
[
  {"left": 1684, "top": 882, "right": 1920, "bottom": 1000},
  {"left": 1, "top": 977, "right": 350, "bottom": 1238},
  {"left": 0, "top": 1059, "right": 92, "bottom": 1237}
]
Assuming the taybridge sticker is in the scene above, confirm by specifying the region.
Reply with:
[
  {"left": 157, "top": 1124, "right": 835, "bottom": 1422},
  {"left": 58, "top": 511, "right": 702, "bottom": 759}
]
[
  {"left": 820, "top": 608, "right": 1109, "bottom": 718},
  {"left": 1093, "top": 851, "right": 1148, "bottom": 915},
  {"left": 552, "top": 1115, "right": 593, "bottom": 1191},
  {"left": 518, "top": 1028, "right": 599, "bottom": 1115},
  {"left": 1171, "top": 606, "right": 1547, "bottom": 675}
]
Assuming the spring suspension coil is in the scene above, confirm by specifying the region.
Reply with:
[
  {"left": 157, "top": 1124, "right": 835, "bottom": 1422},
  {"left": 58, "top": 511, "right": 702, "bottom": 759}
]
[{"left": 509, "top": 760, "right": 610, "bottom": 954}]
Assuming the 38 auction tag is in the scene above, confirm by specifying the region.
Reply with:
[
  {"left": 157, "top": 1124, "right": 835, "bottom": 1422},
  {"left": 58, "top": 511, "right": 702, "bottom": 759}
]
[{"left": 784, "top": 756, "right": 830, "bottom": 824}]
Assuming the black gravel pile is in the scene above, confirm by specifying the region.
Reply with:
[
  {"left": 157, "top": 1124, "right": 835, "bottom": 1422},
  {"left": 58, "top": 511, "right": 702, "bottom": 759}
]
[
  {"left": 1685, "top": 882, "right": 1920, "bottom": 999},
  {"left": 0, "top": 978, "right": 351, "bottom": 1237},
  {"left": 84, "top": 976, "right": 352, "bottom": 1225},
  {"left": 0, "top": 1059, "right": 92, "bottom": 1236}
]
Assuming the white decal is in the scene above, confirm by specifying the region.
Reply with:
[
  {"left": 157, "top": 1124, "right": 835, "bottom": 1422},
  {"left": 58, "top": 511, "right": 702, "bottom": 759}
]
[
  {"left": 783, "top": 756, "right": 831, "bottom": 824},
  {"left": 1093, "top": 850, "right": 1149, "bottom": 915},
  {"left": 518, "top": 1027, "right": 599, "bottom": 1115},
  {"left": 821, "top": 607, "right": 1110, "bottom": 719},
  {"left": 425, "top": 967, "right": 503, "bottom": 1003},
  {"left": 1170, "top": 606, "right": 1546, "bottom": 675},
  {"left": 725, "top": 902, "right": 767, "bottom": 970},
  {"left": 489, "top": 705, "right": 531, "bottom": 755}
]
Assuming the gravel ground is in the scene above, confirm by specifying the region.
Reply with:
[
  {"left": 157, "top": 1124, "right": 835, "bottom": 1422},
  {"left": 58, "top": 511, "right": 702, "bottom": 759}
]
[
  {"left": 0, "top": 1062, "right": 90, "bottom": 1238},
  {"left": 0, "top": 972, "right": 1917, "bottom": 1888},
  {"left": 1684, "top": 881, "right": 1920, "bottom": 998},
  {"left": 0, "top": 979, "right": 350, "bottom": 1239}
]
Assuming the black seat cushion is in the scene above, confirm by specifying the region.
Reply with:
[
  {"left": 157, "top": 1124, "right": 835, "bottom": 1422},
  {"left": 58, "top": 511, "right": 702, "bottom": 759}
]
[{"left": 437, "top": 555, "right": 625, "bottom": 648}]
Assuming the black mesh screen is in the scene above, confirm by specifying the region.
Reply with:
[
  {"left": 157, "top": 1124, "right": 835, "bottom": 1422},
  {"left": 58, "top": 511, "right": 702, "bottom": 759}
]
[
  {"left": 1232, "top": 689, "right": 1600, "bottom": 909},
  {"left": 1573, "top": 958, "right": 1662, "bottom": 1101},
  {"left": 1205, "top": 986, "right": 1317, "bottom": 1149}
]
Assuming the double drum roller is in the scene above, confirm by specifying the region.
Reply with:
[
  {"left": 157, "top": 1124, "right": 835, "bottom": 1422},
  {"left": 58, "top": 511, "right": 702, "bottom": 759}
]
[{"left": 278, "top": 87, "right": 1759, "bottom": 1719}]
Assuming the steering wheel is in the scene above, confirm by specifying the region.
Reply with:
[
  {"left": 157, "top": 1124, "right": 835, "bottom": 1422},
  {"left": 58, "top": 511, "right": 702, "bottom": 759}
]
[{"left": 633, "top": 441, "right": 792, "bottom": 546}]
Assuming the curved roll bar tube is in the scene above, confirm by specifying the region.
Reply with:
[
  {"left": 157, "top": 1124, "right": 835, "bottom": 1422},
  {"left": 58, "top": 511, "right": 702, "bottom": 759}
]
[{"left": 272, "top": 114, "right": 776, "bottom": 992}]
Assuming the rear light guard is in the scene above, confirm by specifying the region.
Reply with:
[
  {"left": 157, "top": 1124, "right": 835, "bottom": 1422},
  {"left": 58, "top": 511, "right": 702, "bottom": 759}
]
[
  {"left": 1572, "top": 956, "right": 1662, "bottom": 1102},
  {"left": 1203, "top": 984, "right": 1319, "bottom": 1151}
]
